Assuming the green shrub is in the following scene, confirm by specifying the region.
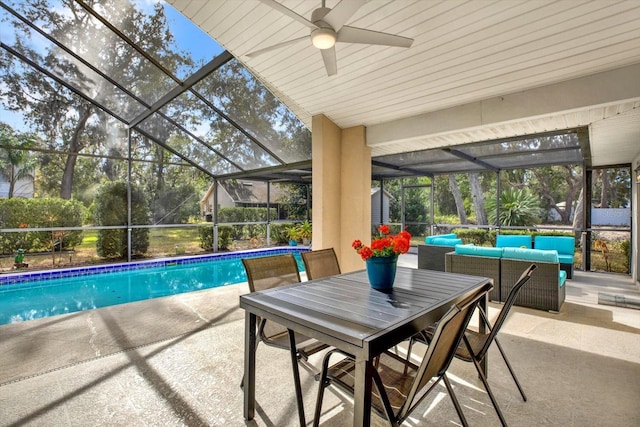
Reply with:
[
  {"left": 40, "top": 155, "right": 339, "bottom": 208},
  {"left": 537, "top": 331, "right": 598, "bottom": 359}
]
[
  {"left": 94, "top": 181, "right": 150, "bottom": 258},
  {"left": 0, "top": 198, "right": 85, "bottom": 254},
  {"left": 620, "top": 240, "right": 630, "bottom": 269},
  {"left": 217, "top": 207, "right": 278, "bottom": 239},
  {"left": 198, "top": 225, "right": 234, "bottom": 250},
  {"left": 270, "top": 223, "right": 290, "bottom": 244},
  {"left": 218, "top": 225, "right": 233, "bottom": 249},
  {"left": 198, "top": 226, "right": 213, "bottom": 250},
  {"left": 453, "top": 228, "right": 494, "bottom": 246}
]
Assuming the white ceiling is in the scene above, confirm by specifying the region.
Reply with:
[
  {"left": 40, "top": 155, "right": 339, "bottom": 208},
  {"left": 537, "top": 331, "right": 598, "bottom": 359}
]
[{"left": 169, "top": 0, "right": 640, "bottom": 168}]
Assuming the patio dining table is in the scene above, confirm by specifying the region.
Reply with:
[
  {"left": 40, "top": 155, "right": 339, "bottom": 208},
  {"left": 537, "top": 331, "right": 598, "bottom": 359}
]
[{"left": 240, "top": 266, "right": 492, "bottom": 426}]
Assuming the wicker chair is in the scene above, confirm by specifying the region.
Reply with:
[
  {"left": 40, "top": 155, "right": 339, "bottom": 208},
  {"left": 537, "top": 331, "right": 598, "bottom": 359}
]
[
  {"left": 301, "top": 248, "right": 341, "bottom": 280},
  {"left": 409, "top": 264, "right": 537, "bottom": 427},
  {"left": 241, "top": 254, "right": 329, "bottom": 393},
  {"left": 417, "top": 244, "right": 454, "bottom": 271},
  {"left": 312, "top": 282, "right": 493, "bottom": 427}
]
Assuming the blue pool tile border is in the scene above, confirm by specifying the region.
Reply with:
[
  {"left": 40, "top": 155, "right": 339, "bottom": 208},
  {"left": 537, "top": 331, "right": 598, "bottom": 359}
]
[{"left": 0, "top": 246, "right": 309, "bottom": 288}]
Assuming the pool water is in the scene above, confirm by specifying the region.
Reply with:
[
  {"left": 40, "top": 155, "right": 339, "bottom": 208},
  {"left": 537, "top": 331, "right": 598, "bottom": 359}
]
[{"left": 0, "top": 252, "right": 305, "bottom": 325}]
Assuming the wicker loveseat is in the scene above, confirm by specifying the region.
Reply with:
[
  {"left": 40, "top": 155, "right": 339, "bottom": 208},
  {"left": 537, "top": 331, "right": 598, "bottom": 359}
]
[
  {"left": 417, "top": 234, "right": 463, "bottom": 271},
  {"left": 445, "top": 245, "right": 567, "bottom": 312}
]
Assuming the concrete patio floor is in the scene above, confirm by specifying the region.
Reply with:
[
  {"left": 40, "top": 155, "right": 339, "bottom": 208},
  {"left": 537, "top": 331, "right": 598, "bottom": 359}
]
[{"left": 1, "top": 254, "right": 639, "bottom": 426}]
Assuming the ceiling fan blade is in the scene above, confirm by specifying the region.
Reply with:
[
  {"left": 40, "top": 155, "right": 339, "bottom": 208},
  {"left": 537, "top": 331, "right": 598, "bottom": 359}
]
[
  {"left": 322, "top": 0, "right": 366, "bottom": 32},
  {"left": 320, "top": 47, "right": 337, "bottom": 76},
  {"left": 258, "top": 0, "right": 318, "bottom": 29},
  {"left": 337, "top": 25, "right": 413, "bottom": 48},
  {"left": 246, "top": 35, "right": 310, "bottom": 58}
]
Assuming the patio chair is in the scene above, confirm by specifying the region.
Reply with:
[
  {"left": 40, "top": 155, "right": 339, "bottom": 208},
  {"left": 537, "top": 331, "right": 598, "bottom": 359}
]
[
  {"left": 312, "top": 282, "right": 493, "bottom": 427},
  {"left": 408, "top": 263, "right": 537, "bottom": 426},
  {"left": 301, "top": 248, "right": 341, "bottom": 280},
  {"left": 241, "top": 255, "right": 329, "bottom": 386}
]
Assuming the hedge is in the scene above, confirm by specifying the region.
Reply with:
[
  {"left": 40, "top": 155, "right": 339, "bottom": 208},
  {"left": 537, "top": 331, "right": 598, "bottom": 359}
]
[{"left": 0, "top": 198, "right": 85, "bottom": 255}]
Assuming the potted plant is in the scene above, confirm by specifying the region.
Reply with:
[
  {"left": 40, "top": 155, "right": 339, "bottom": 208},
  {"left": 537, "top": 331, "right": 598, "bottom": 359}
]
[
  {"left": 352, "top": 225, "right": 412, "bottom": 290},
  {"left": 287, "top": 226, "right": 300, "bottom": 246},
  {"left": 297, "top": 220, "right": 312, "bottom": 246}
]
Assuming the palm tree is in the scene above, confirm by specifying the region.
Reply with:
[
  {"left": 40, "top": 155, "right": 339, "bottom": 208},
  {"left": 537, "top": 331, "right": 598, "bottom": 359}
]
[
  {"left": 487, "top": 188, "right": 541, "bottom": 226},
  {"left": 0, "top": 126, "right": 37, "bottom": 198}
]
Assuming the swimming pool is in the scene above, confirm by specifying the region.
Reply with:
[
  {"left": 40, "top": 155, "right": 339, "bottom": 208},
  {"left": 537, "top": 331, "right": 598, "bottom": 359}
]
[{"left": 0, "top": 247, "right": 308, "bottom": 326}]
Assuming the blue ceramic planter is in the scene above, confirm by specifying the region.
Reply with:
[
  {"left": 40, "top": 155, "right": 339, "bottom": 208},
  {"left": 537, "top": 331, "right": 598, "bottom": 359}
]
[{"left": 366, "top": 255, "right": 398, "bottom": 290}]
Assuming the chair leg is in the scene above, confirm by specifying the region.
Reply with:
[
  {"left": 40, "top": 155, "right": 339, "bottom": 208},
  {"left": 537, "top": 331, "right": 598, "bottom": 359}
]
[
  {"left": 471, "top": 358, "right": 509, "bottom": 427},
  {"left": 288, "top": 330, "right": 306, "bottom": 427},
  {"left": 442, "top": 375, "right": 469, "bottom": 427},
  {"left": 494, "top": 337, "right": 527, "bottom": 401},
  {"left": 313, "top": 351, "right": 336, "bottom": 427}
]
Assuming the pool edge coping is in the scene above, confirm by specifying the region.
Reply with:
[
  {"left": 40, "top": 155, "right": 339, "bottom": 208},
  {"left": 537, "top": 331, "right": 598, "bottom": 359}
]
[{"left": 0, "top": 246, "right": 309, "bottom": 287}]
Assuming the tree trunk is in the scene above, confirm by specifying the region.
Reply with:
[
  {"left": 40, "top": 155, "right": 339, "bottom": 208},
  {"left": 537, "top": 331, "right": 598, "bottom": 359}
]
[
  {"left": 572, "top": 187, "right": 584, "bottom": 241},
  {"left": 8, "top": 165, "right": 15, "bottom": 198},
  {"left": 448, "top": 175, "right": 467, "bottom": 224},
  {"left": 60, "top": 108, "right": 92, "bottom": 199},
  {"left": 468, "top": 172, "right": 487, "bottom": 225},
  {"left": 155, "top": 142, "right": 165, "bottom": 192},
  {"left": 600, "top": 169, "right": 609, "bottom": 208}
]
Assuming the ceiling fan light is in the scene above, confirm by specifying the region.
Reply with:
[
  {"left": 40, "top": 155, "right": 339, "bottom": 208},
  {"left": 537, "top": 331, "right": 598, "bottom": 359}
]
[{"left": 311, "top": 27, "right": 336, "bottom": 49}]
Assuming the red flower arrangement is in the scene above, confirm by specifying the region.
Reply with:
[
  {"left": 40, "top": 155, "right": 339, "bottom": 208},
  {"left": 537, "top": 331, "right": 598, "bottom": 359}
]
[{"left": 352, "top": 225, "right": 412, "bottom": 261}]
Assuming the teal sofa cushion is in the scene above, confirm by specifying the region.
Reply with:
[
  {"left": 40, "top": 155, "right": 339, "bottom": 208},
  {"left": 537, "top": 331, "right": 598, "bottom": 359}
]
[
  {"left": 425, "top": 233, "right": 457, "bottom": 244},
  {"left": 559, "top": 270, "right": 567, "bottom": 287},
  {"left": 502, "top": 247, "right": 559, "bottom": 263},
  {"left": 496, "top": 235, "right": 532, "bottom": 248},
  {"left": 454, "top": 245, "right": 503, "bottom": 258},
  {"left": 557, "top": 254, "right": 574, "bottom": 264},
  {"left": 430, "top": 237, "right": 463, "bottom": 246},
  {"left": 534, "top": 236, "right": 575, "bottom": 256}
]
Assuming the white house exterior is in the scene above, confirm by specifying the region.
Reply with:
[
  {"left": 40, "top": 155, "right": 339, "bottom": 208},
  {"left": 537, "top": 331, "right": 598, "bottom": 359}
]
[
  {"left": 371, "top": 187, "right": 391, "bottom": 225},
  {"left": 0, "top": 176, "right": 34, "bottom": 198}
]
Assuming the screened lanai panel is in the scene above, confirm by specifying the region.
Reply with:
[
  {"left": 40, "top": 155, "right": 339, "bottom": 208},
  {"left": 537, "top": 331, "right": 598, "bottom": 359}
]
[
  {"left": 376, "top": 148, "right": 464, "bottom": 168},
  {"left": 1, "top": 10, "right": 144, "bottom": 122},
  {"left": 135, "top": 113, "right": 240, "bottom": 176},
  {"left": 191, "top": 58, "right": 312, "bottom": 165},
  {"left": 491, "top": 151, "right": 583, "bottom": 169},
  {"left": 372, "top": 148, "right": 484, "bottom": 177},
  {"left": 157, "top": 90, "right": 282, "bottom": 171},
  {"left": 457, "top": 133, "right": 581, "bottom": 162},
  {"left": 2, "top": 0, "right": 178, "bottom": 110},
  {"left": 108, "top": 0, "right": 223, "bottom": 81},
  {"left": 412, "top": 160, "right": 487, "bottom": 175}
]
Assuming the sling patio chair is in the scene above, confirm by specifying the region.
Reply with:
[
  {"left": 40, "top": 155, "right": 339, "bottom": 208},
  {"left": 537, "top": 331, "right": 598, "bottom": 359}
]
[
  {"left": 240, "top": 254, "right": 328, "bottom": 424},
  {"left": 407, "top": 263, "right": 537, "bottom": 426},
  {"left": 240, "top": 255, "right": 329, "bottom": 385},
  {"left": 241, "top": 254, "right": 330, "bottom": 359},
  {"left": 301, "top": 248, "right": 341, "bottom": 280},
  {"left": 312, "top": 282, "right": 493, "bottom": 427}
]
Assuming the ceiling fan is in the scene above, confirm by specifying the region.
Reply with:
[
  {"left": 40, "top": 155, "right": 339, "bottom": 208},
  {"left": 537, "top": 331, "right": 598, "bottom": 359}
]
[{"left": 246, "top": 0, "right": 414, "bottom": 76}]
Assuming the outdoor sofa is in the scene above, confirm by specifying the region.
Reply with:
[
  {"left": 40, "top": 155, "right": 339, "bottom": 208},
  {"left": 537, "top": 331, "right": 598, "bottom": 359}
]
[{"left": 445, "top": 245, "right": 566, "bottom": 312}]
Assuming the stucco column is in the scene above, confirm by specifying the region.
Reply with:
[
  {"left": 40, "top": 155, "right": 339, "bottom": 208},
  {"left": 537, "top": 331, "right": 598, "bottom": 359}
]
[{"left": 312, "top": 114, "right": 371, "bottom": 273}]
